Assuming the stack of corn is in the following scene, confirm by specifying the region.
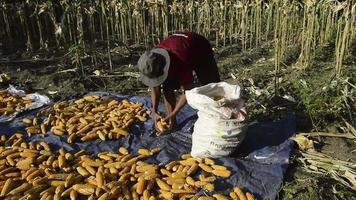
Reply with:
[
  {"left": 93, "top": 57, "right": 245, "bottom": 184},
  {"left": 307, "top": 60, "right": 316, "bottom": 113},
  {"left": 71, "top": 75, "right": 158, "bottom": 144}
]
[
  {"left": 22, "top": 95, "right": 148, "bottom": 143},
  {"left": 0, "top": 133, "right": 255, "bottom": 200},
  {"left": 0, "top": 90, "right": 32, "bottom": 116}
]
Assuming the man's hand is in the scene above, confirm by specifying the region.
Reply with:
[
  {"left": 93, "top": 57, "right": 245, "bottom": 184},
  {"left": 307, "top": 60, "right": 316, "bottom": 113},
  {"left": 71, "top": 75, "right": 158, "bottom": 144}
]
[
  {"left": 164, "top": 111, "right": 177, "bottom": 129},
  {"left": 152, "top": 110, "right": 162, "bottom": 123},
  {"left": 163, "top": 111, "right": 176, "bottom": 123}
]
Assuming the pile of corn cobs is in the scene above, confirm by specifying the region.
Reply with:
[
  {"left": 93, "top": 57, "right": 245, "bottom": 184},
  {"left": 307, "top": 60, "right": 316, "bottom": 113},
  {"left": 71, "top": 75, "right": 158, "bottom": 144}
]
[
  {"left": 0, "top": 90, "right": 32, "bottom": 116},
  {"left": 0, "top": 133, "right": 255, "bottom": 200},
  {"left": 22, "top": 95, "right": 148, "bottom": 143}
]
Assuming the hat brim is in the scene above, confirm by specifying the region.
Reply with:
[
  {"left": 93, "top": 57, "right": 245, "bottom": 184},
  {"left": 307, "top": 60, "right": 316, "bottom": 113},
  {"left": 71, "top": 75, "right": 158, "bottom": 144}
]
[{"left": 139, "top": 48, "right": 170, "bottom": 87}]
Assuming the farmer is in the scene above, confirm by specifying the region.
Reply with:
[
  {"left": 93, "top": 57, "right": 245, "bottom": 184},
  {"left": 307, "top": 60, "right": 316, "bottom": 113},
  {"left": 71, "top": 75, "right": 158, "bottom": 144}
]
[{"left": 137, "top": 32, "right": 220, "bottom": 132}]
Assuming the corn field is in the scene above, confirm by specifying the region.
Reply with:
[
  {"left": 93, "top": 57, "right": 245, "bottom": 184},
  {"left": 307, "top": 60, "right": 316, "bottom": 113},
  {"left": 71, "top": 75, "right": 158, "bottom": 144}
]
[{"left": 0, "top": 0, "right": 355, "bottom": 76}]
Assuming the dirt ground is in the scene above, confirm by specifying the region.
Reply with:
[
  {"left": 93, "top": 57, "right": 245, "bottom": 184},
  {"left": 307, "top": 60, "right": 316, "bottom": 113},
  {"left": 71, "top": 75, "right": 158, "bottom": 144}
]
[{"left": 0, "top": 43, "right": 355, "bottom": 200}]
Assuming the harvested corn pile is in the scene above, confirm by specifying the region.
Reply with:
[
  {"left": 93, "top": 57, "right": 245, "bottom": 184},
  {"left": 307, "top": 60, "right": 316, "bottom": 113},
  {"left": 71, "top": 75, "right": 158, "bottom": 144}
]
[
  {"left": 156, "top": 119, "right": 169, "bottom": 133},
  {"left": 0, "top": 133, "right": 255, "bottom": 200},
  {"left": 23, "top": 95, "right": 148, "bottom": 143},
  {"left": 0, "top": 90, "right": 32, "bottom": 116}
]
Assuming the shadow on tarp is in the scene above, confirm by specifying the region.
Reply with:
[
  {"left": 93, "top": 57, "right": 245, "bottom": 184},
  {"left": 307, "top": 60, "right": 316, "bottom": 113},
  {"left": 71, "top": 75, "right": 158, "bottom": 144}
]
[{"left": 0, "top": 92, "right": 295, "bottom": 200}]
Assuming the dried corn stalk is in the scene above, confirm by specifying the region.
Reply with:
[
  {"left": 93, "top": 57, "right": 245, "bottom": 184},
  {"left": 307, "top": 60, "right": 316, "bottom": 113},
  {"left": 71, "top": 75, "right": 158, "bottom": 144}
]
[{"left": 299, "top": 150, "right": 356, "bottom": 190}]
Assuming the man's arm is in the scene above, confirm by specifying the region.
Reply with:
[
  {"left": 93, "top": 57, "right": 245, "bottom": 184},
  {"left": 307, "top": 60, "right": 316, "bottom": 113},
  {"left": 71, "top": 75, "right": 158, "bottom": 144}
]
[
  {"left": 164, "top": 84, "right": 193, "bottom": 121},
  {"left": 151, "top": 86, "right": 161, "bottom": 121}
]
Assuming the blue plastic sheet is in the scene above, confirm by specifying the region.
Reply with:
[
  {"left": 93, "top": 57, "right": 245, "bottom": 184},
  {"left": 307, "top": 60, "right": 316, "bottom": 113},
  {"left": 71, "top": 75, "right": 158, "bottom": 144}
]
[{"left": 0, "top": 92, "right": 295, "bottom": 200}]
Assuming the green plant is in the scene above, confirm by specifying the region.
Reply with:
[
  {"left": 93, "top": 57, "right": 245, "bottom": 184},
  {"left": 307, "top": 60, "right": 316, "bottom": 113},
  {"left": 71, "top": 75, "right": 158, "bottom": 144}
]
[
  {"left": 295, "top": 78, "right": 354, "bottom": 129},
  {"left": 67, "top": 43, "right": 86, "bottom": 75}
]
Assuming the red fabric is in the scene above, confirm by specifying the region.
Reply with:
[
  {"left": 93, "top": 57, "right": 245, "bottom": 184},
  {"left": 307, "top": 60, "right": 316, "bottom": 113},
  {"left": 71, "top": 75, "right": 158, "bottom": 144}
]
[{"left": 155, "top": 32, "right": 212, "bottom": 86}]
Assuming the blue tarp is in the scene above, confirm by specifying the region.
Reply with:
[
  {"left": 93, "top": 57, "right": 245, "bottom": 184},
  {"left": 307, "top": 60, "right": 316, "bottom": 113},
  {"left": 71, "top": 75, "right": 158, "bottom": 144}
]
[{"left": 0, "top": 92, "right": 295, "bottom": 200}]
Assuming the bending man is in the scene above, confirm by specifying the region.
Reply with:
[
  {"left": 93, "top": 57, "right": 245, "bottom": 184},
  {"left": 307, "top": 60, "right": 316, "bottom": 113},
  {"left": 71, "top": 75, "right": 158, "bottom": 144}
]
[{"left": 137, "top": 32, "right": 220, "bottom": 132}]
